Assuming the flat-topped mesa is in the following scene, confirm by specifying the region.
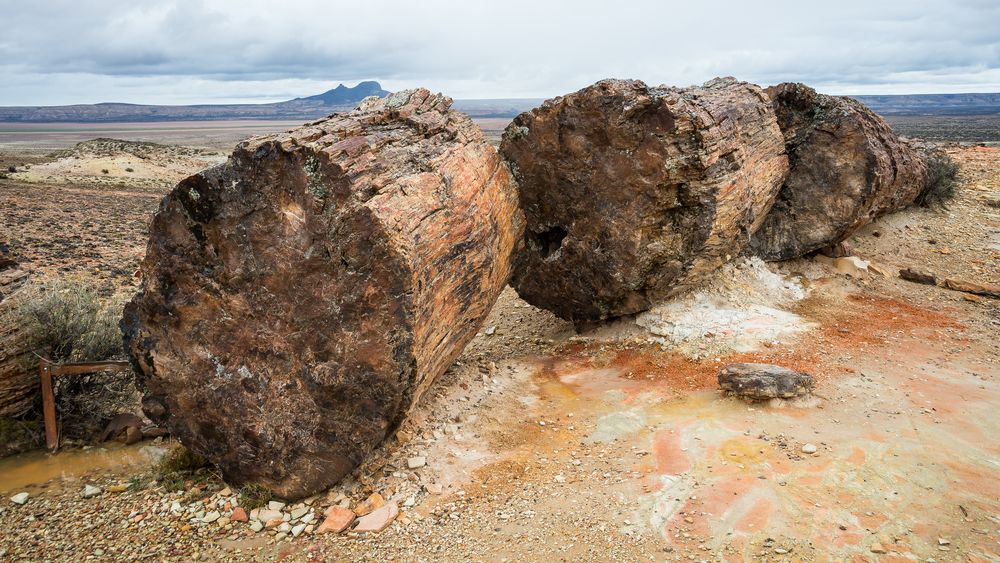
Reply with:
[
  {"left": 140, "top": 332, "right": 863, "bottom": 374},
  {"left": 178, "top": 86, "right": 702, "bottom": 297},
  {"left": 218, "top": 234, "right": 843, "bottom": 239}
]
[
  {"left": 500, "top": 78, "right": 789, "bottom": 324},
  {"left": 750, "top": 83, "right": 929, "bottom": 261},
  {"left": 122, "top": 89, "right": 523, "bottom": 499}
]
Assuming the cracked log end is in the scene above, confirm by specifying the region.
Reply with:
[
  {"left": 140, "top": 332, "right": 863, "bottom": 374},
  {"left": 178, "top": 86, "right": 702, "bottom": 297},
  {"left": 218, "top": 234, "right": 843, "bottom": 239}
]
[
  {"left": 122, "top": 89, "right": 523, "bottom": 499},
  {"left": 500, "top": 78, "right": 788, "bottom": 324}
]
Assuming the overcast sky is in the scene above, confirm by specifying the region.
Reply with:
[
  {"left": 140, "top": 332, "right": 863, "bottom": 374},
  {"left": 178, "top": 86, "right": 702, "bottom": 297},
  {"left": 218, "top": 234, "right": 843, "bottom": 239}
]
[{"left": 1, "top": 0, "right": 998, "bottom": 105}]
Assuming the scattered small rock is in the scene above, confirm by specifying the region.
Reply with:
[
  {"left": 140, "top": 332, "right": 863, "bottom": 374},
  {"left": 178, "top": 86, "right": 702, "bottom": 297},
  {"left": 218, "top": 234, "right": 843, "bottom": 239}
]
[
  {"left": 355, "top": 493, "right": 385, "bottom": 516},
  {"left": 407, "top": 456, "right": 427, "bottom": 469},
  {"left": 230, "top": 507, "right": 248, "bottom": 523},
  {"left": 9, "top": 492, "right": 28, "bottom": 505},
  {"left": 253, "top": 508, "right": 282, "bottom": 522},
  {"left": 832, "top": 256, "right": 869, "bottom": 277},
  {"left": 801, "top": 443, "right": 818, "bottom": 454},
  {"left": 870, "top": 542, "right": 887, "bottom": 554},
  {"left": 82, "top": 485, "right": 103, "bottom": 498},
  {"left": 202, "top": 511, "right": 221, "bottom": 523}
]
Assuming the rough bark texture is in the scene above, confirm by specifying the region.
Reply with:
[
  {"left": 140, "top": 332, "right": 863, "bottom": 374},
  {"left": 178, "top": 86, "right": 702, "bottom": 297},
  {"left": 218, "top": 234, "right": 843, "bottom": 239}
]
[
  {"left": 122, "top": 89, "right": 523, "bottom": 499},
  {"left": 500, "top": 78, "right": 789, "bottom": 323},
  {"left": 0, "top": 245, "right": 34, "bottom": 418},
  {"left": 751, "top": 83, "right": 929, "bottom": 260},
  {"left": 718, "top": 363, "right": 814, "bottom": 400}
]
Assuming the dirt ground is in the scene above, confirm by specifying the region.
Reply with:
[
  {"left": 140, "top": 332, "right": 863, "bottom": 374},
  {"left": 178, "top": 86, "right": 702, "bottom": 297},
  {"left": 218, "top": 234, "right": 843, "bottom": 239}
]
[{"left": 0, "top": 132, "right": 997, "bottom": 562}]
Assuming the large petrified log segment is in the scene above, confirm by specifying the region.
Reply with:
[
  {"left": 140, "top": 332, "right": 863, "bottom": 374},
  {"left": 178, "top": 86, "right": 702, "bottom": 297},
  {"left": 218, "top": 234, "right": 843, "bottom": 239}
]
[
  {"left": 0, "top": 244, "right": 34, "bottom": 418},
  {"left": 122, "top": 90, "right": 523, "bottom": 499},
  {"left": 500, "top": 78, "right": 788, "bottom": 323},
  {"left": 750, "top": 83, "right": 929, "bottom": 260}
]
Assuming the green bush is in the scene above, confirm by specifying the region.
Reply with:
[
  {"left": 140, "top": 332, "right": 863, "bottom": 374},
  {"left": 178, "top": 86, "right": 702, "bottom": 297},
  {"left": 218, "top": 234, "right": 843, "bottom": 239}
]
[{"left": 917, "top": 150, "right": 959, "bottom": 207}]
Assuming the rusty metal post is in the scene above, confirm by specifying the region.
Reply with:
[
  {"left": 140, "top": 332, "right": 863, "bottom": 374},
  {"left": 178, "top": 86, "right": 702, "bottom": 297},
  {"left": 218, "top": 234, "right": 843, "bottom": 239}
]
[
  {"left": 38, "top": 360, "right": 132, "bottom": 451},
  {"left": 40, "top": 360, "right": 58, "bottom": 450}
]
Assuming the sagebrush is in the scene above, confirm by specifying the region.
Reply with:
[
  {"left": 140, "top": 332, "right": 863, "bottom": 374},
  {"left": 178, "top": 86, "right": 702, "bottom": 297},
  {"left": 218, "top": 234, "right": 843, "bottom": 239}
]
[
  {"left": 917, "top": 150, "right": 960, "bottom": 207},
  {"left": 14, "top": 279, "right": 139, "bottom": 440}
]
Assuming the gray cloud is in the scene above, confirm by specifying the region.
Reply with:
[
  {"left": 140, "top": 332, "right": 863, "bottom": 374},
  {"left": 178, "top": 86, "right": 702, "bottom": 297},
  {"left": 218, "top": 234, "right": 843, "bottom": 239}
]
[{"left": 1, "top": 0, "right": 997, "bottom": 104}]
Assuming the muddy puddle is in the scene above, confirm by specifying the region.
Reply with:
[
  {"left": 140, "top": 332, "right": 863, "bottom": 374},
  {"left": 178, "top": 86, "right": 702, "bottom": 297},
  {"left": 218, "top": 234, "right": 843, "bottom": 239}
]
[{"left": 0, "top": 442, "right": 169, "bottom": 494}]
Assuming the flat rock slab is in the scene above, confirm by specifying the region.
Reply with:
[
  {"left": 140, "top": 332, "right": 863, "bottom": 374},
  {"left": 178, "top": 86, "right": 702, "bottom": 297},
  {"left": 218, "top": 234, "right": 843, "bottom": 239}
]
[
  {"left": 718, "top": 363, "right": 813, "bottom": 400},
  {"left": 122, "top": 89, "right": 523, "bottom": 499},
  {"left": 899, "top": 268, "right": 937, "bottom": 285},
  {"left": 353, "top": 502, "right": 398, "bottom": 533},
  {"left": 942, "top": 278, "right": 1000, "bottom": 298},
  {"left": 500, "top": 77, "right": 788, "bottom": 323},
  {"left": 316, "top": 506, "right": 355, "bottom": 534}
]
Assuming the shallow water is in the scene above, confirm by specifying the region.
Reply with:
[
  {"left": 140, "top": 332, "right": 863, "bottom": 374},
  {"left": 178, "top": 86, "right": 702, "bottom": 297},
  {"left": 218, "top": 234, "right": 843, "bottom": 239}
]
[{"left": 0, "top": 442, "right": 169, "bottom": 494}]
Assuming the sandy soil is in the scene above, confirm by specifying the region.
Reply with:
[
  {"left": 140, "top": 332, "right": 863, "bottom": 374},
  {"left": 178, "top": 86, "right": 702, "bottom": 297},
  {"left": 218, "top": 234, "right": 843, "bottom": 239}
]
[{"left": 0, "top": 141, "right": 997, "bottom": 562}]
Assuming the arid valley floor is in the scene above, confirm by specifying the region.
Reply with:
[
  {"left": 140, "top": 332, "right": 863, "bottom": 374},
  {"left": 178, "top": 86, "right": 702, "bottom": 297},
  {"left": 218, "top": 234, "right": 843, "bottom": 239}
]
[{"left": 0, "top": 121, "right": 998, "bottom": 562}]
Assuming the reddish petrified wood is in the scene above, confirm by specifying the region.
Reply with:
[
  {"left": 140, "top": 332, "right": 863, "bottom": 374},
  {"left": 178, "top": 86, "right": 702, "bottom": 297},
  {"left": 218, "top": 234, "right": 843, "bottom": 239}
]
[{"left": 123, "top": 90, "right": 523, "bottom": 498}]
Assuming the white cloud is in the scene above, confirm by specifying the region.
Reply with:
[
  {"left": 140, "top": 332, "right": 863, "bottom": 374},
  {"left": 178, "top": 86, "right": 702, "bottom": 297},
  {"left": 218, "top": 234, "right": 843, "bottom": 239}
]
[{"left": 0, "top": 0, "right": 997, "bottom": 104}]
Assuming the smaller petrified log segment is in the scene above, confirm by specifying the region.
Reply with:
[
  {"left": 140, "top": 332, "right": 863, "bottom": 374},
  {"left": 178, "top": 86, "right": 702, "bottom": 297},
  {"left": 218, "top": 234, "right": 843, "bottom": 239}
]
[
  {"left": 500, "top": 78, "right": 789, "bottom": 323},
  {"left": 0, "top": 245, "right": 34, "bottom": 418},
  {"left": 751, "top": 83, "right": 929, "bottom": 260},
  {"left": 718, "top": 363, "right": 813, "bottom": 400},
  {"left": 123, "top": 90, "right": 523, "bottom": 499}
]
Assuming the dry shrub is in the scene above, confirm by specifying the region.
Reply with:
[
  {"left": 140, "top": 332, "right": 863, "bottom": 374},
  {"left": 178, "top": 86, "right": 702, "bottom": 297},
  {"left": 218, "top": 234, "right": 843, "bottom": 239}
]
[
  {"left": 15, "top": 279, "right": 140, "bottom": 441},
  {"left": 917, "top": 150, "right": 960, "bottom": 207},
  {"left": 154, "top": 445, "right": 211, "bottom": 492}
]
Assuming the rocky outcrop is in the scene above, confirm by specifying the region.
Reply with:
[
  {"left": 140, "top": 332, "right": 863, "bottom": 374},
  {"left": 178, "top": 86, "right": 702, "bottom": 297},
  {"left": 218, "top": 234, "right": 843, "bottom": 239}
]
[
  {"left": 500, "top": 78, "right": 789, "bottom": 323},
  {"left": 122, "top": 89, "right": 523, "bottom": 499},
  {"left": 718, "top": 363, "right": 813, "bottom": 400},
  {"left": 0, "top": 245, "right": 34, "bottom": 418},
  {"left": 751, "top": 83, "right": 929, "bottom": 260}
]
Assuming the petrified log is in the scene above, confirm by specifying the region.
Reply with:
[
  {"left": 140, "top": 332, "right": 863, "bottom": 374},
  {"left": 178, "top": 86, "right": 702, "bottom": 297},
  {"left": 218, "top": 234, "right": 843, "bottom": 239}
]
[
  {"left": 718, "top": 363, "right": 813, "bottom": 400},
  {"left": 0, "top": 245, "right": 34, "bottom": 418},
  {"left": 500, "top": 78, "right": 789, "bottom": 323},
  {"left": 750, "top": 83, "right": 929, "bottom": 260},
  {"left": 122, "top": 89, "right": 523, "bottom": 498}
]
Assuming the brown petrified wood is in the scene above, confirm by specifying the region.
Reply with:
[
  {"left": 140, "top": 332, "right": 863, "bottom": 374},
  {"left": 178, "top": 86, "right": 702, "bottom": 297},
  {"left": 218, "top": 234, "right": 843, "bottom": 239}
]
[
  {"left": 0, "top": 244, "right": 34, "bottom": 418},
  {"left": 500, "top": 78, "right": 789, "bottom": 323},
  {"left": 750, "top": 83, "right": 929, "bottom": 260},
  {"left": 122, "top": 89, "right": 523, "bottom": 498}
]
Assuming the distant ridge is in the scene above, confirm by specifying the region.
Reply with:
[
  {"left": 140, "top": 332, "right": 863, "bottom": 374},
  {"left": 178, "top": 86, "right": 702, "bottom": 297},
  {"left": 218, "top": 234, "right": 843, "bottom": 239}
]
[
  {"left": 852, "top": 92, "right": 1000, "bottom": 116},
  {"left": 0, "top": 82, "right": 392, "bottom": 123}
]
